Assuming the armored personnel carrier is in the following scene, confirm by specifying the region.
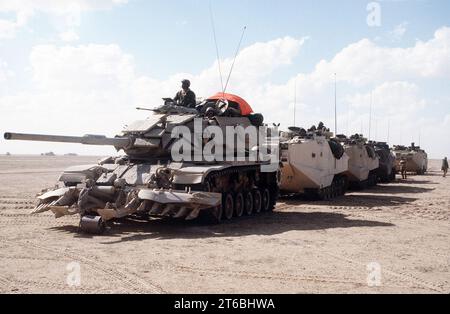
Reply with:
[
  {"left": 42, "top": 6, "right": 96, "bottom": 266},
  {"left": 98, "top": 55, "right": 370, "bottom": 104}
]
[
  {"left": 279, "top": 123, "right": 349, "bottom": 200},
  {"left": 393, "top": 143, "right": 428, "bottom": 175},
  {"left": 336, "top": 134, "right": 380, "bottom": 189},
  {"left": 369, "top": 141, "right": 396, "bottom": 182},
  {"left": 3, "top": 93, "right": 279, "bottom": 233}
]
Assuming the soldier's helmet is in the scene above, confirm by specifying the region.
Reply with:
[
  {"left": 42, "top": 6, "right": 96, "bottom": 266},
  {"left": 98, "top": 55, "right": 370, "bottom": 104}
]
[{"left": 181, "top": 79, "right": 191, "bottom": 88}]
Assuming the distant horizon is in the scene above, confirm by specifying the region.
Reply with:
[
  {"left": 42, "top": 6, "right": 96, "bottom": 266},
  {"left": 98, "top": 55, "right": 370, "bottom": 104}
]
[
  {"left": 0, "top": 153, "right": 446, "bottom": 161},
  {"left": 0, "top": 153, "right": 107, "bottom": 157}
]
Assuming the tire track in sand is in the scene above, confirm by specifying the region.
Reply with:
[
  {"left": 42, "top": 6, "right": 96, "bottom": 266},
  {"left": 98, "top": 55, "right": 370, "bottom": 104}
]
[{"left": 0, "top": 237, "right": 166, "bottom": 294}]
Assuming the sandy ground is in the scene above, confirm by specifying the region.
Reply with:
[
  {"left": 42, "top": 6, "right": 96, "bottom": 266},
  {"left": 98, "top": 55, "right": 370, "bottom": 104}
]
[{"left": 0, "top": 155, "right": 448, "bottom": 294}]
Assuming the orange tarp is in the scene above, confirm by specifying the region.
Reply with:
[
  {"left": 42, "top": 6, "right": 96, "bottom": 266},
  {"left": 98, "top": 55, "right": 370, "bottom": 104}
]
[{"left": 207, "top": 92, "right": 254, "bottom": 116}]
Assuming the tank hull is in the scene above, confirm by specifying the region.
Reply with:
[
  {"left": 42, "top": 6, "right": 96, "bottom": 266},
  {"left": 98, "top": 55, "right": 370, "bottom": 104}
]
[
  {"left": 32, "top": 160, "right": 279, "bottom": 232},
  {"left": 395, "top": 151, "right": 428, "bottom": 174},
  {"left": 375, "top": 148, "right": 396, "bottom": 182},
  {"left": 280, "top": 139, "right": 348, "bottom": 192},
  {"left": 343, "top": 144, "right": 379, "bottom": 188},
  {"left": 278, "top": 136, "right": 349, "bottom": 200}
]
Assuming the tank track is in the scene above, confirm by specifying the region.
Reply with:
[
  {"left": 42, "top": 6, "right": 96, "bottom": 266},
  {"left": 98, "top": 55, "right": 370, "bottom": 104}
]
[
  {"left": 378, "top": 167, "right": 397, "bottom": 183},
  {"left": 176, "top": 165, "right": 279, "bottom": 223},
  {"left": 304, "top": 175, "right": 348, "bottom": 201},
  {"left": 348, "top": 170, "right": 378, "bottom": 190}
]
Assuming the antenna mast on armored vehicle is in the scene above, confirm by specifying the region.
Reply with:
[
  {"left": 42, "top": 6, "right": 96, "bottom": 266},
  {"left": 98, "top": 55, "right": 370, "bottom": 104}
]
[
  {"left": 223, "top": 26, "right": 247, "bottom": 94},
  {"left": 369, "top": 91, "right": 373, "bottom": 140},
  {"left": 209, "top": 1, "right": 224, "bottom": 94},
  {"left": 334, "top": 73, "right": 337, "bottom": 136}
]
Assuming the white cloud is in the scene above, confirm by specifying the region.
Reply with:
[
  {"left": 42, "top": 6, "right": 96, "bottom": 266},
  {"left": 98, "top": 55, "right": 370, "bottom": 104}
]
[
  {"left": 347, "top": 81, "right": 426, "bottom": 116},
  {"left": 389, "top": 22, "right": 408, "bottom": 41},
  {"left": 132, "top": 36, "right": 307, "bottom": 110},
  {"left": 0, "top": 60, "right": 14, "bottom": 82},
  {"left": 1, "top": 27, "right": 450, "bottom": 158},
  {"left": 0, "top": 18, "right": 18, "bottom": 39},
  {"left": 342, "top": 81, "right": 430, "bottom": 145},
  {"left": 0, "top": 0, "right": 129, "bottom": 14},
  {"left": 30, "top": 44, "right": 135, "bottom": 91},
  {"left": 445, "top": 115, "right": 450, "bottom": 126},
  {"left": 310, "top": 26, "right": 450, "bottom": 85},
  {"left": 59, "top": 29, "right": 79, "bottom": 42},
  {"left": 0, "top": 0, "right": 128, "bottom": 40},
  {"left": 0, "top": 44, "right": 136, "bottom": 155}
]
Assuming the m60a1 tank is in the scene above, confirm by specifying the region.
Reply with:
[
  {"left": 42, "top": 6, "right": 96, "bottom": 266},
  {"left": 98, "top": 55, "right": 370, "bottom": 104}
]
[
  {"left": 279, "top": 123, "right": 349, "bottom": 200},
  {"left": 336, "top": 134, "right": 380, "bottom": 189},
  {"left": 393, "top": 143, "right": 428, "bottom": 175},
  {"left": 369, "top": 141, "right": 396, "bottom": 182},
  {"left": 3, "top": 93, "right": 279, "bottom": 233}
]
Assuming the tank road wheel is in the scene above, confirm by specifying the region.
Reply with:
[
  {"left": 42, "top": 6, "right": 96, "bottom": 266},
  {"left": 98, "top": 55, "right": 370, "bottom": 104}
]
[
  {"left": 331, "top": 183, "right": 337, "bottom": 198},
  {"left": 360, "top": 180, "right": 367, "bottom": 190},
  {"left": 315, "top": 189, "right": 324, "bottom": 201},
  {"left": 342, "top": 177, "right": 349, "bottom": 194},
  {"left": 222, "top": 193, "right": 234, "bottom": 220},
  {"left": 319, "top": 188, "right": 327, "bottom": 201},
  {"left": 204, "top": 180, "right": 212, "bottom": 192},
  {"left": 337, "top": 181, "right": 342, "bottom": 197},
  {"left": 268, "top": 186, "right": 278, "bottom": 211},
  {"left": 212, "top": 205, "right": 223, "bottom": 223},
  {"left": 253, "top": 189, "right": 262, "bottom": 214},
  {"left": 234, "top": 192, "right": 244, "bottom": 217},
  {"left": 324, "top": 187, "right": 332, "bottom": 200},
  {"left": 326, "top": 187, "right": 332, "bottom": 200},
  {"left": 339, "top": 177, "right": 346, "bottom": 196},
  {"left": 390, "top": 169, "right": 396, "bottom": 181},
  {"left": 244, "top": 191, "right": 254, "bottom": 215},
  {"left": 261, "top": 188, "right": 271, "bottom": 212},
  {"left": 201, "top": 179, "right": 224, "bottom": 223},
  {"left": 79, "top": 215, "right": 105, "bottom": 234},
  {"left": 371, "top": 173, "right": 378, "bottom": 187},
  {"left": 334, "top": 179, "right": 342, "bottom": 197}
]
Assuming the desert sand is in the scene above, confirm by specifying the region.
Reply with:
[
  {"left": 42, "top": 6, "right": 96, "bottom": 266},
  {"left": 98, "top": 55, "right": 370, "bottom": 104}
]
[{"left": 0, "top": 155, "right": 448, "bottom": 293}]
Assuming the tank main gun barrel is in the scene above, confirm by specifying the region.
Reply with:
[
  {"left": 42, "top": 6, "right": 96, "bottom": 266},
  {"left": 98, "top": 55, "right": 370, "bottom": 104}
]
[{"left": 3, "top": 132, "right": 131, "bottom": 148}]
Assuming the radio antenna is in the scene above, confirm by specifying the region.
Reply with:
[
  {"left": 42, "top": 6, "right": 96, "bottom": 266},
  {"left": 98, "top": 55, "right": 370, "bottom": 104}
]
[
  {"left": 369, "top": 91, "right": 373, "bottom": 140},
  {"left": 293, "top": 79, "right": 297, "bottom": 126},
  {"left": 223, "top": 26, "right": 247, "bottom": 94},
  {"left": 419, "top": 128, "right": 421, "bottom": 146},
  {"left": 334, "top": 73, "right": 337, "bottom": 136},
  {"left": 387, "top": 119, "right": 390, "bottom": 144},
  {"left": 209, "top": 2, "right": 224, "bottom": 94}
]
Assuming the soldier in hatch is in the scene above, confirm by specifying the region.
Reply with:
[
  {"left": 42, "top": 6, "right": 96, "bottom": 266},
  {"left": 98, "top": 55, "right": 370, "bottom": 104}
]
[{"left": 173, "top": 79, "right": 197, "bottom": 108}]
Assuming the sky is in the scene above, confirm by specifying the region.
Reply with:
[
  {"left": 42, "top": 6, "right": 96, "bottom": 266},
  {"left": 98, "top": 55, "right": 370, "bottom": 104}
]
[{"left": 0, "top": 0, "right": 449, "bottom": 158}]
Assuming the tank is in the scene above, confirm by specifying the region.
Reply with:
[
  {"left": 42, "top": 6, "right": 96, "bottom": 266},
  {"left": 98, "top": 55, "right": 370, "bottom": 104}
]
[
  {"left": 369, "top": 141, "right": 396, "bottom": 182},
  {"left": 336, "top": 134, "right": 380, "bottom": 189},
  {"left": 393, "top": 143, "right": 428, "bottom": 175},
  {"left": 3, "top": 94, "right": 280, "bottom": 233},
  {"left": 279, "top": 123, "right": 349, "bottom": 200}
]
